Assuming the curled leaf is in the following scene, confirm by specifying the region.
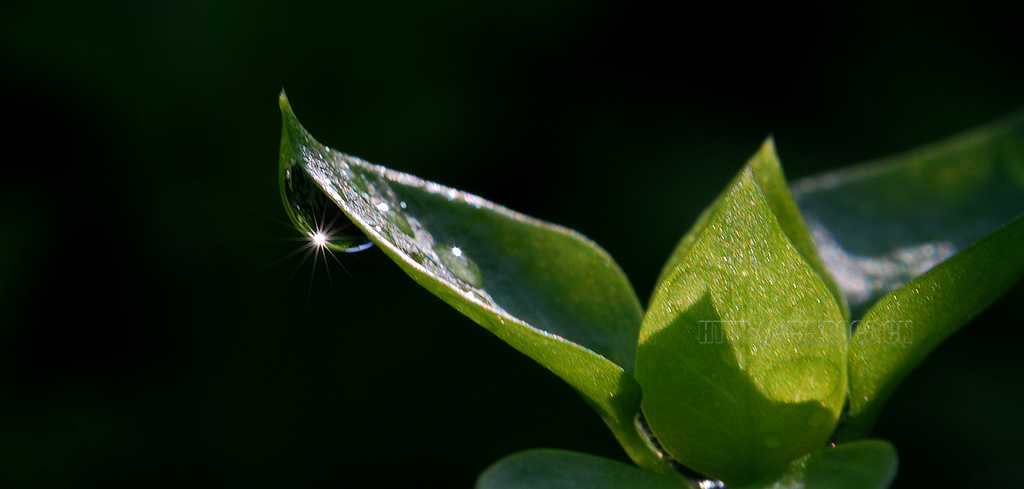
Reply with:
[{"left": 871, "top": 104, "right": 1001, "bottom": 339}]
[
  {"left": 792, "top": 113, "right": 1024, "bottom": 316},
  {"left": 843, "top": 216, "right": 1024, "bottom": 439},
  {"left": 278, "top": 93, "right": 666, "bottom": 471}
]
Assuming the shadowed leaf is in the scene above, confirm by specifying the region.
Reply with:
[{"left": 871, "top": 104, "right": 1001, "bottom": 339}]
[
  {"left": 637, "top": 143, "right": 847, "bottom": 484},
  {"left": 841, "top": 216, "right": 1024, "bottom": 439},
  {"left": 739, "top": 440, "right": 897, "bottom": 489},
  {"left": 792, "top": 113, "right": 1024, "bottom": 317},
  {"left": 476, "top": 449, "right": 691, "bottom": 489}
]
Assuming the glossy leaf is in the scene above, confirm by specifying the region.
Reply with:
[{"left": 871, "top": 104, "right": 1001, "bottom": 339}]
[
  {"left": 842, "top": 215, "right": 1024, "bottom": 439},
  {"left": 637, "top": 142, "right": 848, "bottom": 485},
  {"left": 656, "top": 140, "right": 847, "bottom": 319},
  {"left": 792, "top": 113, "right": 1024, "bottom": 317},
  {"left": 476, "top": 449, "right": 690, "bottom": 489},
  {"left": 739, "top": 440, "right": 898, "bottom": 489},
  {"left": 278, "top": 93, "right": 666, "bottom": 471}
]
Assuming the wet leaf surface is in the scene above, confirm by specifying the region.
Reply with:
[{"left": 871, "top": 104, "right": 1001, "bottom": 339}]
[
  {"left": 278, "top": 93, "right": 666, "bottom": 470},
  {"left": 843, "top": 216, "right": 1024, "bottom": 438},
  {"left": 792, "top": 114, "right": 1024, "bottom": 317}
]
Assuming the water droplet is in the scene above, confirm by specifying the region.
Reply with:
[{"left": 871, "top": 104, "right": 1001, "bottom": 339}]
[
  {"left": 697, "top": 480, "right": 726, "bottom": 489},
  {"left": 435, "top": 243, "right": 482, "bottom": 287},
  {"left": 282, "top": 164, "right": 373, "bottom": 253},
  {"left": 311, "top": 231, "right": 328, "bottom": 247},
  {"left": 399, "top": 201, "right": 407, "bottom": 209}
]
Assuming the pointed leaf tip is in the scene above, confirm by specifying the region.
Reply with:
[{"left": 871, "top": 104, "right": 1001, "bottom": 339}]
[
  {"left": 278, "top": 89, "right": 291, "bottom": 112},
  {"left": 638, "top": 149, "right": 848, "bottom": 483},
  {"left": 276, "top": 99, "right": 668, "bottom": 472}
]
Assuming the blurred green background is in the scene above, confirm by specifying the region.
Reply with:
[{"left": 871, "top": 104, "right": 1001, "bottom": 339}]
[{"left": 2, "top": 1, "right": 1022, "bottom": 487}]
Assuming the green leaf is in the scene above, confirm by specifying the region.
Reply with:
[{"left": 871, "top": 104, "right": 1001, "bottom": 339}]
[
  {"left": 841, "top": 215, "right": 1024, "bottom": 439},
  {"left": 637, "top": 142, "right": 848, "bottom": 485},
  {"left": 277, "top": 93, "right": 666, "bottom": 471},
  {"left": 657, "top": 140, "right": 848, "bottom": 320},
  {"left": 738, "top": 440, "right": 898, "bottom": 489},
  {"left": 476, "top": 449, "right": 691, "bottom": 489},
  {"left": 474, "top": 443, "right": 896, "bottom": 489},
  {"left": 792, "top": 113, "right": 1024, "bottom": 317}
]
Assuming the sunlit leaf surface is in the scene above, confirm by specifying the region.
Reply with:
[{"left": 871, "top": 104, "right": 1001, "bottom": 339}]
[
  {"left": 792, "top": 114, "right": 1024, "bottom": 316},
  {"left": 637, "top": 142, "right": 848, "bottom": 485},
  {"left": 658, "top": 141, "right": 847, "bottom": 319},
  {"left": 476, "top": 449, "right": 691, "bottom": 489},
  {"left": 278, "top": 93, "right": 666, "bottom": 471},
  {"left": 842, "top": 216, "right": 1024, "bottom": 439}
]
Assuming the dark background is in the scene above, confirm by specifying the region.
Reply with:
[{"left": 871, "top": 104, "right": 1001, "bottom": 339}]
[{"left": 2, "top": 1, "right": 1022, "bottom": 487}]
